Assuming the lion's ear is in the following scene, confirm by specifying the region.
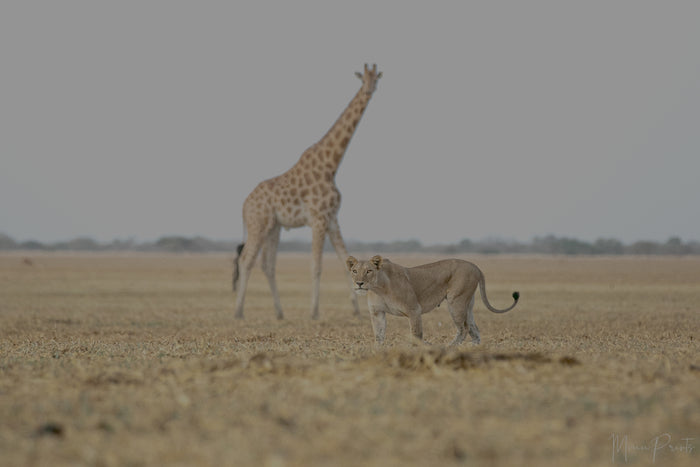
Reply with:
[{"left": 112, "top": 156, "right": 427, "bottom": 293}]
[
  {"left": 370, "top": 255, "right": 383, "bottom": 269},
  {"left": 346, "top": 256, "right": 358, "bottom": 271}
]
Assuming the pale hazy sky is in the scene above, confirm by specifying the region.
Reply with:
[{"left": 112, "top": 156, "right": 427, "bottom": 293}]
[{"left": 2, "top": 2, "right": 699, "bottom": 245}]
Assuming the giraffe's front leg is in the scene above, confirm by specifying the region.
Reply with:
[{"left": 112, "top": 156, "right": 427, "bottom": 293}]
[
  {"left": 327, "top": 221, "right": 360, "bottom": 316},
  {"left": 309, "top": 222, "right": 326, "bottom": 320}
]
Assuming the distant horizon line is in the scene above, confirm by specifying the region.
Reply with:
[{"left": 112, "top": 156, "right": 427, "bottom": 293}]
[
  {"left": 2, "top": 231, "right": 699, "bottom": 246},
  {"left": 2, "top": 232, "right": 699, "bottom": 256}
]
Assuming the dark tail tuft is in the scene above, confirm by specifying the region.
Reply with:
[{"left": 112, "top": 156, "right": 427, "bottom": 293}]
[
  {"left": 512, "top": 291, "right": 520, "bottom": 301},
  {"left": 233, "top": 243, "right": 245, "bottom": 292}
]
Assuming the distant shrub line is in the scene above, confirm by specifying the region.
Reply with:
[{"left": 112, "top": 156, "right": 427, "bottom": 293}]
[{"left": 1, "top": 233, "right": 698, "bottom": 255}]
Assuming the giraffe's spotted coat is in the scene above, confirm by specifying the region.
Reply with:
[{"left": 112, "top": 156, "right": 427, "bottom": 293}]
[{"left": 234, "top": 64, "right": 382, "bottom": 320}]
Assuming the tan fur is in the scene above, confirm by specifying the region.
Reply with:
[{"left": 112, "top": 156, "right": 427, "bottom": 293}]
[
  {"left": 346, "top": 256, "right": 519, "bottom": 345},
  {"left": 233, "top": 65, "right": 381, "bottom": 320}
]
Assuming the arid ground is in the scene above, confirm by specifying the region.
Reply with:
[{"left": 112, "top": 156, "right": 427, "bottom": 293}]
[{"left": 1, "top": 253, "right": 698, "bottom": 466}]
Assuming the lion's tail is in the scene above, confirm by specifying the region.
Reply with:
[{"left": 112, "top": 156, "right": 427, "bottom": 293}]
[
  {"left": 478, "top": 271, "right": 519, "bottom": 314},
  {"left": 232, "top": 242, "right": 245, "bottom": 292}
]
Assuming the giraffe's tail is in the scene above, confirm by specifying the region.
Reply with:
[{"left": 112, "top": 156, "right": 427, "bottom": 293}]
[{"left": 232, "top": 243, "right": 245, "bottom": 292}]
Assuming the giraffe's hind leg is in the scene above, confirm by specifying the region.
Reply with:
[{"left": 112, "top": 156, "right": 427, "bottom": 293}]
[
  {"left": 232, "top": 243, "right": 244, "bottom": 292},
  {"left": 233, "top": 220, "right": 268, "bottom": 319},
  {"left": 261, "top": 224, "right": 284, "bottom": 320}
]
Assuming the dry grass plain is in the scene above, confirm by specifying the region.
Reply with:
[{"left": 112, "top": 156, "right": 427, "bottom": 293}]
[{"left": 1, "top": 252, "right": 699, "bottom": 467}]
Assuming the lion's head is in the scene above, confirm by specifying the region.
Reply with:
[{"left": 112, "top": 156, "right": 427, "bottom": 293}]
[{"left": 346, "top": 255, "right": 383, "bottom": 295}]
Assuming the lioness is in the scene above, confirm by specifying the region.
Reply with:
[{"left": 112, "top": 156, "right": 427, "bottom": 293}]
[{"left": 346, "top": 255, "right": 519, "bottom": 345}]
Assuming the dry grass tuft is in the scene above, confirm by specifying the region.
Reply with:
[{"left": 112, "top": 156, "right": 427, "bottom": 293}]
[{"left": 366, "top": 348, "right": 555, "bottom": 371}]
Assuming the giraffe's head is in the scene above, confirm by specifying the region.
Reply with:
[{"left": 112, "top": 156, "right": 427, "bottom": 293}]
[{"left": 355, "top": 63, "right": 382, "bottom": 95}]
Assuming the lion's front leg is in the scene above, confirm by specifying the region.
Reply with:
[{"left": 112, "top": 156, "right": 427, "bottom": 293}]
[
  {"left": 407, "top": 308, "right": 424, "bottom": 343},
  {"left": 368, "top": 307, "right": 387, "bottom": 345}
]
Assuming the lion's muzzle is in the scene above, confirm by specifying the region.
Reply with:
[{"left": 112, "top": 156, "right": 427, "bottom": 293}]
[{"left": 353, "top": 282, "right": 369, "bottom": 295}]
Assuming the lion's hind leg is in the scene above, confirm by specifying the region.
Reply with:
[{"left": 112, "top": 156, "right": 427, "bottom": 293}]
[
  {"left": 447, "top": 294, "right": 480, "bottom": 346},
  {"left": 447, "top": 295, "right": 472, "bottom": 346},
  {"left": 465, "top": 295, "right": 481, "bottom": 344}
]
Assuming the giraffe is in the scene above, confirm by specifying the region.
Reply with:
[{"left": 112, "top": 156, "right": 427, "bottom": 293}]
[{"left": 233, "top": 64, "right": 382, "bottom": 320}]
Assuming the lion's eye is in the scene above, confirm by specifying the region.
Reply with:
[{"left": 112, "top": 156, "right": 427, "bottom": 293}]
[{"left": 352, "top": 269, "right": 357, "bottom": 274}]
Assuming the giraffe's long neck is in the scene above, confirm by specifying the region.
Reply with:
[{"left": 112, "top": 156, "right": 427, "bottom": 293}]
[{"left": 306, "top": 89, "right": 373, "bottom": 174}]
